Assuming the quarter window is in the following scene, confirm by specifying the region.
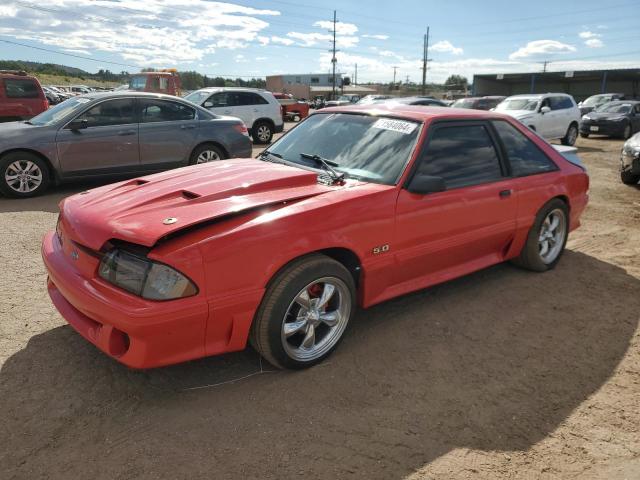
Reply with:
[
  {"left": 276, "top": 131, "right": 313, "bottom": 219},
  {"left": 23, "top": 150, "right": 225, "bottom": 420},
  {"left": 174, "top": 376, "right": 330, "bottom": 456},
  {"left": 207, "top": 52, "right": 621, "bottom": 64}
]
[
  {"left": 238, "top": 92, "right": 268, "bottom": 105},
  {"left": 74, "top": 99, "right": 135, "bottom": 127},
  {"left": 492, "top": 121, "right": 557, "bottom": 176},
  {"left": 140, "top": 99, "right": 195, "bottom": 123},
  {"left": 416, "top": 124, "right": 503, "bottom": 189}
]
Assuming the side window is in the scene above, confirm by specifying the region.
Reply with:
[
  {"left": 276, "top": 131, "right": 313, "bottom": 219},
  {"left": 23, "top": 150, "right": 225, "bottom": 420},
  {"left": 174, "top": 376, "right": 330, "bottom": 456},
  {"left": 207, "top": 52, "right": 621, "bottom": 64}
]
[
  {"left": 238, "top": 92, "right": 268, "bottom": 105},
  {"left": 140, "top": 99, "right": 195, "bottom": 123},
  {"left": 492, "top": 120, "right": 558, "bottom": 176},
  {"left": 74, "top": 99, "right": 135, "bottom": 127},
  {"left": 416, "top": 124, "right": 503, "bottom": 190},
  {"left": 4, "top": 79, "right": 40, "bottom": 99},
  {"left": 550, "top": 96, "right": 573, "bottom": 110},
  {"left": 634, "top": 104, "right": 640, "bottom": 114},
  {"left": 208, "top": 92, "right": 234, "bottom": 107}
]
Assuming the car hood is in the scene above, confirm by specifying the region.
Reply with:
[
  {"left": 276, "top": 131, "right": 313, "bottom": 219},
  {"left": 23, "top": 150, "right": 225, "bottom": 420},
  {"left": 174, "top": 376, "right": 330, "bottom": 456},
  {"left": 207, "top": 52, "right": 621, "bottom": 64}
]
[
  {"left": 583, "top": 111, "right": 628, "bottom": 120},
  {"left": 0, "top": 121, "right": 50, "bottom": 142},
  {"left": 60, "top": 158, "right": 339, "bottom": 250}
]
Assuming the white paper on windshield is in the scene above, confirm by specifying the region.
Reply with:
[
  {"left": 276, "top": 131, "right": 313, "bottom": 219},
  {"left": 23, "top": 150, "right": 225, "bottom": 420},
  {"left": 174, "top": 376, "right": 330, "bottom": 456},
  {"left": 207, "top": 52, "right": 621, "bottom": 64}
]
[{"left": 372, "top": 118, "right": 417, "bottom": 135}]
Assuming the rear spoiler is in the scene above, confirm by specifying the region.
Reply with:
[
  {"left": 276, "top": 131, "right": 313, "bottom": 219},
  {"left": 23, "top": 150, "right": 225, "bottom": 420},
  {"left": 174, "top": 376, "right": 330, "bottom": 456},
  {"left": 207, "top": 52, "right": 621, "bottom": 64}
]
[{"left": 553, "top": 145, "right": 586, "bottom": 171}]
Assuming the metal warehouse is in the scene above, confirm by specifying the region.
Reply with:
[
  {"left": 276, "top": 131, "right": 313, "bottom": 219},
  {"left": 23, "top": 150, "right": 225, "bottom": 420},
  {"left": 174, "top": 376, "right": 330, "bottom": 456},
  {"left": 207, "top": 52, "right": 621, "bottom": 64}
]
[{"left": 473, "top": 68, "right": 640, "bottom": 102}]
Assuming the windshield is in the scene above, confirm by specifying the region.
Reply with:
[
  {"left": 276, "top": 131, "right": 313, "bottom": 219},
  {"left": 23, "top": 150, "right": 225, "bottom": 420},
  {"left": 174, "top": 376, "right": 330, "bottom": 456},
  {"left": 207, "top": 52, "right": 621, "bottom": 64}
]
[
  {"left": 337, "top": 96, "right": 351, "bottom": 101},
  {"left": 129, "top": 75, "right": 148, "bottom": 90},
  {"left": 264, "top": 113, "right": 420, "bottom": 185},
  {"left": 595, "top": 103, "right": 632, "bottom": 114},
  {"left": 452, "top": 99, "right": 475, "bottom": 108},
  {"left": 582, "top": 95, "right": 610, "bottom": 107},
  {"left": 184, "top": 90, "right": 213, "bottom": 105},
  {"left": 496, "top": 98, "right": 539, "bottom": 111},
  {"left": 29, "top": 97, "right": 92, "bottom": 126}
]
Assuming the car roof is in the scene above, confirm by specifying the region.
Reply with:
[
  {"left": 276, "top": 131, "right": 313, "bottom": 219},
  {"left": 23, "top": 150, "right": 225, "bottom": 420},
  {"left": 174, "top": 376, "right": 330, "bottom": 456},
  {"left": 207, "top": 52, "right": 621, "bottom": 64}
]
[
  {"left": 607, "top": 100, "right": 639, "bottom": 105},
  {"left": 320, "top": 103, "right": 506, "bottom": 122},
  {"left": 508, "top": 93, "right": 570, "bottom": 99},
  {"left": 78, "top": 91, "right": 186, "bottom": 101},
  {"left": 190, "top": 87, "right": 267, "bottom": 93}
]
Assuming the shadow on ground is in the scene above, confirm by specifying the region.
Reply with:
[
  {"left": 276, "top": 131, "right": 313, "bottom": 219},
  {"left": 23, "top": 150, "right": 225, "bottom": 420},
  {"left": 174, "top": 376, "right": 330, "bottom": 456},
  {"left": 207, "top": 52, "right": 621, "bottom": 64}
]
[{"left": 2, "top": 251, "right": 639, "bottom": 479}]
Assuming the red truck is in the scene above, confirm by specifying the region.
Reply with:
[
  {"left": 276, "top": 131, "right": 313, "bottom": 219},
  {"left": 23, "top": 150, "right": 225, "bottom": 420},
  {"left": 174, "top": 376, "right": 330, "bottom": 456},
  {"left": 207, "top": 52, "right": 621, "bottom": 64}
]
[
  {"left": 129, "top": 69, "right": 182, "bottom": 96},
  {"left": 0, "top": 70, "right": 48, "bottom": 122},
  {"left": 271, "top": 92, "right": 310, "bottom": 121}
]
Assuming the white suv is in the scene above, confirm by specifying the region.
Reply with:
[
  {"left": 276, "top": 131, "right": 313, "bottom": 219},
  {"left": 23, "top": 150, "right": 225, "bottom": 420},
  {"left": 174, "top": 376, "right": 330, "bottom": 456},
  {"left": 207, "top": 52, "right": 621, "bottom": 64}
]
[
  {"left": 184, "top": 88, "right": 284, "bottom": 144},
  {"left": 495, "top": 93, "right": 581, "bottom": 146}
]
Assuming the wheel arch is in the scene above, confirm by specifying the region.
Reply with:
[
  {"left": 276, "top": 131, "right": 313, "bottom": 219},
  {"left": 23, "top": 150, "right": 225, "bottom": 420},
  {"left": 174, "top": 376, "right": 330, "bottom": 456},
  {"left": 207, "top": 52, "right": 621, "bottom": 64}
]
[
  {"left": 253, "top": 117, "right": 275, "bottom": 130},
  {"left": 0, "top": 148, "right": 57, "bottom": 182}
]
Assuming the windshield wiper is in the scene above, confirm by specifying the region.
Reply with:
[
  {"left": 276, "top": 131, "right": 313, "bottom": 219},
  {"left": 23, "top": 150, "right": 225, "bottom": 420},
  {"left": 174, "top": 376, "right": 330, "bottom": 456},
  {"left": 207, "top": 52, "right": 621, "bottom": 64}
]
[{"left": 300, "top": 153, "right": 344, "bottom": 182}]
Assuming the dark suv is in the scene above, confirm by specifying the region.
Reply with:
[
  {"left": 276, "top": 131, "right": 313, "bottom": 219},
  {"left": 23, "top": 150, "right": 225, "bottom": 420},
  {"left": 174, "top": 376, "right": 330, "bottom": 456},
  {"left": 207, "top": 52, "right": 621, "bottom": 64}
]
[{"left": 0, "top": 70, "right": 48, "bottom": 122}]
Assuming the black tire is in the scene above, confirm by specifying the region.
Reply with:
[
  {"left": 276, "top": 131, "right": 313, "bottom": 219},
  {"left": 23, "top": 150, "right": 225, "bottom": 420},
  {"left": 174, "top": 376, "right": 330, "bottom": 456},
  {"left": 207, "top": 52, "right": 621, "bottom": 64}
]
[
  {"left": 511, "top": 198, "right": 569, "bottom": 272},
  {"left": 252, "top": 121, "right": 273, "bottom": 144},
  {"left": 622, "top": 123, "right": 632, "bottom": 140},
  {"left": 580, "top": 132, "right": 589, "bottom": 139},
  {"left": 561, "top": 123, "right": 578, "bottom": 146},
  {"left": 620, "top": 170, "right": 640, "bottom": 185},
  {"left": 188, "top": 143, "right": 226, "bottom": 165},
  {"left": 250, "top": 254, "right": 356, "bottom": 369},
  {"left": 0, "top": 151, "right": 50, "bottom": 198}
]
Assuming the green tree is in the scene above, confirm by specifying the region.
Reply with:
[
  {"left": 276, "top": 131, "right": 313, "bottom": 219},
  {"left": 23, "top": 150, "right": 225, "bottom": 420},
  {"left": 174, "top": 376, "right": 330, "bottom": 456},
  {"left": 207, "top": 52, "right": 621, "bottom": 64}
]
[{"left": 444, "top": 74, "right": 468, "bottom": 89}]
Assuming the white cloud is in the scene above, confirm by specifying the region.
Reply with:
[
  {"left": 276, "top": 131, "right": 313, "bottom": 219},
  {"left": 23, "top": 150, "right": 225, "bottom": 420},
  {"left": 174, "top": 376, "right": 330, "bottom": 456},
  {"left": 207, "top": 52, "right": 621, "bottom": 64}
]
[
  {"left": 313, "top": 20, "right": 358, "bottom": 36},
  {"left": 362, "top": 34, "right": 389, "bottom": 40},
  {"left": 234, "top": 54, "right": 247, "bottom": 63},
  {"left": 255, "top": 56, "right": 268, "bottom": 61},
  {"left": 271, "top": 35, "right": 294, "bottom": 46},
  {"left": 256, "top": 35, "right": 270, "bottom": 46},
  {"left": 579, "top": 31, "right": 601, "bottom": 39},
  {"left": 431, "top": 40, "right": 463, "bottom": 55},
  {"left": 0, "top": 0, "right": 280, "bottom": 66},
  {"left": 585, "top": 38, "right": 604, "bottom": 48},
  {"left": 509, "top": 40, "right": 576, "bottom": 60},
  {"left": 286, "top": 31, "right": 358, "bottom": 48}
]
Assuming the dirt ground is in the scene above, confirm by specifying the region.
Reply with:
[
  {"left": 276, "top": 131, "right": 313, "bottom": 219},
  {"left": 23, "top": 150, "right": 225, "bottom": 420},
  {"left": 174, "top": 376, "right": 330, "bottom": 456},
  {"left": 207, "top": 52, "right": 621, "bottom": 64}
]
[{"left": 1, "top": 127, "right": 639, "bottom": 480}]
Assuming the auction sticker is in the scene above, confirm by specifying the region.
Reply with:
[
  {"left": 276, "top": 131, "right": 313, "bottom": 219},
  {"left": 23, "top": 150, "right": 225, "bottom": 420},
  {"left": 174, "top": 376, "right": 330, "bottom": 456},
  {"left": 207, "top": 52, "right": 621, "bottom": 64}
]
[{"left": 372, "top": 118, "right": 417, "bottom": 134}]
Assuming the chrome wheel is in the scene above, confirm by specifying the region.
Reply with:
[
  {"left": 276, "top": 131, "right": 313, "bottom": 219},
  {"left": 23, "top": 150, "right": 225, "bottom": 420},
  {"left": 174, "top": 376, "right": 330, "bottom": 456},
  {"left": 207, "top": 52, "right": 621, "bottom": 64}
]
[
  {"left": 281, "top": 277, "right": 351, "bottom": 362},
  {"left": 538, "top": 208, "right": 566, "bottom": 264},
  {"left": 196, "top": 150, "right": 221, "bottom": 164},
  {"left": 5, "top": 160, "right": 43, "bottom": 193},
  {"left": 256, "top": 124, "right": 271, "bottom": 142}
]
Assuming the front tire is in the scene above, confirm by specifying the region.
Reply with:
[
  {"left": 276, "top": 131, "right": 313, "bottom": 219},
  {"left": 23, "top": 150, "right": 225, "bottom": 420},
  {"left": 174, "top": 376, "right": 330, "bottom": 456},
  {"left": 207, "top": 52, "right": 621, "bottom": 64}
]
[
  {"left": 561, "top": 123, "right": 578, "bottom": 146},
  {"left": 622, "top": 123, "right": 632, "bottom": 140},
  {"left": 250, "top": 254, "right": 356, "bottom": 369},
  {"left": 252, "top": 121, "right": 273, "bottom": 144},
  {"left": 621, "top": 170, "right": 639, "bottom": 185},
  {"left": 0, "top": 151, "right": 50, "bottom": 198},
  {"left": 512, "top": 199, "right": 569, "bottom": 272}
]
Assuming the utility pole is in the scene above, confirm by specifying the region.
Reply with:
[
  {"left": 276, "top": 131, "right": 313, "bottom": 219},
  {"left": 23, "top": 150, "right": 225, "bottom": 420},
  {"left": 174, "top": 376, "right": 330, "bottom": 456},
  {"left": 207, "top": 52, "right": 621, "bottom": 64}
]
[
  {"left": 542, "top": 60, "right": 548, "bottom": 72},
  {"left": 330, "top": 10, "right": 337, "bottom": 100},
  {"left": 355, "top": 63, "right": 357, "bottom": 86},
  {"left": 392, "top": 66, "right": 398, "bottom": 89},
  {"left": 421, "top": 26, "right": 430, "bottom": 95},
  {"left": 405, "top": 75, "right": 410, "bottom": 84}
]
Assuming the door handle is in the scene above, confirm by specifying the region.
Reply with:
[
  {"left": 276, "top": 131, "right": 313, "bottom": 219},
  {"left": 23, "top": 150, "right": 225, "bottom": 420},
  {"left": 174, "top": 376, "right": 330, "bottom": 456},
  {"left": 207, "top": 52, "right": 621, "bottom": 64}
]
[
  {"left": 117, "top": 130, "right": 136, "bottom": 136},
  {"left": 499, "top": 189, "right": 512, "bottom": 198},
  {"left": 253, "top": 108, "right": 259, "bottom": 112}
]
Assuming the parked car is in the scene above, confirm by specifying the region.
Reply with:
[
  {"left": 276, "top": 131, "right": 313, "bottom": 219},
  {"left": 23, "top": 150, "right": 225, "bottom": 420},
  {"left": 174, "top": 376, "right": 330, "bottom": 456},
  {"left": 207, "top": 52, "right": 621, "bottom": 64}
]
[
  {"left": 0, "top": 70, "right": 49, "bottom": 122},
  {"left": 312, "top": 95, "right": 326, "bottom": 109},
  {"left": 271, "top": 92, "right": 310, "bottom": 121},
  {"left": 578, "top": 93, "right": 625, "bottom": 116},
  {"left": 495, "top": 93, "right": 581, "bottom": 146},
  {"left": 357, "top": 95, "right": 393, "bottom": 105},
  {"left": 579, "top": 101, "right": 640, "bottom": 139},
  {"left": 42, "top": 104, "right": 588, "bottom": 370},
  {"left": 42, "top": 86, "right": 64, "bottom": 105},
  {"left": 184, "top": 87, "right": 284, "bottom": 144},
  {"left": 620, "top": 132, "right": 640, "bottom": 185},
  {"left": 383, "top": 96, "right": 448, "bottom": 107},
  {"left": 128, "top": 69, "right": 182, "bottom": 96},
  {"left": 452, "top": 96, "right": 506, "bottom": 110},
  {"left": 325, "top": 94, "right": 361, "bottom": 108},
  {"left": 0, "top": 91, "right": 252, "bottom": 198}
]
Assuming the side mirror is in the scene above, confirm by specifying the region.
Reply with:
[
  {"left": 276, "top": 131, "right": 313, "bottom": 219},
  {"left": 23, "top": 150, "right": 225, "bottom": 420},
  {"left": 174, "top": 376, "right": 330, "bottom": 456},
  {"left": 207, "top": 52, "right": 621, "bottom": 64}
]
[
  {"left": 407, "top": 174, "right": 446, "bottom": 195},
  {"left": 540, "top": 106, "right": 551, "bottom": 114},
  {"left": 203, "top": 101, "right": 213, "bottom": 108},
  {"left": 67, "top": 119, "right": 88, "bottom": 130}
]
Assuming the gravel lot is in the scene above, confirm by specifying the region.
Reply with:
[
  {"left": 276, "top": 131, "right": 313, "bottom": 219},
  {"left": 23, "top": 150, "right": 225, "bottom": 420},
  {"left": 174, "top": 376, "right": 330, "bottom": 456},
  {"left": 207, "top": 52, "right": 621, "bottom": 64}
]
[{"left": 1, "top": 125, "right": 639, "bottom": 479}]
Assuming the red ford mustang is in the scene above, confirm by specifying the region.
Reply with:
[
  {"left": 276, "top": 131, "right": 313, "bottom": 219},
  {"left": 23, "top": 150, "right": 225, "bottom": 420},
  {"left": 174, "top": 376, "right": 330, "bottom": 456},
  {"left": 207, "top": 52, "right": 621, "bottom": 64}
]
[{"left": 42, "top": 105, "right": 589, "bottom": 369}]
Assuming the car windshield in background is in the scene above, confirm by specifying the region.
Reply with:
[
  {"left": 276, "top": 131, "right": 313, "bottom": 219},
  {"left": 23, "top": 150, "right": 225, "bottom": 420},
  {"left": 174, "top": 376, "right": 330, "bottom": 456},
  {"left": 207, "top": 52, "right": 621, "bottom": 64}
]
[
  {"left": 29, "top": 97, "right": 92, "bottom": 126},
  {"left": 582, "top": 95, "right": 610, "bottom": 107},
  {"left": 595, "top": 103, "right": 632, "bottom": 114},
  {"left": 265, "top": 113, "right": 420, "bottom": 185},
  {"left": 496, "top": 99, "right": 538, "bottom": 111},
  {"left": 184, "top": 90, "right": 212, "bottom": 104},
  {"left": 129, "top": 76, "right": 147, "bottom": 90},
  {"left": 452, "top": 99, "right": 475, "bottom": 108}
]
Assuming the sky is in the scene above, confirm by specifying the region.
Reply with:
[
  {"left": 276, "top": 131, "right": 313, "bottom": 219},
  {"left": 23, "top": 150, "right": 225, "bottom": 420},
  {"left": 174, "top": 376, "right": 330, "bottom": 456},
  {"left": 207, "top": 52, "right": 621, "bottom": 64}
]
[{"left": 0, "top": 0, "right": 639, "bottom": 84}]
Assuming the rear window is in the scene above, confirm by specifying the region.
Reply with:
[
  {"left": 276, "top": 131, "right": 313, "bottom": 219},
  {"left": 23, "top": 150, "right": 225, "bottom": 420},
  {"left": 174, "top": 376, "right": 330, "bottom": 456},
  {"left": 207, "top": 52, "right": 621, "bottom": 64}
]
[{"left": 4, "top": 78, "right": 40, "bottom": 99}]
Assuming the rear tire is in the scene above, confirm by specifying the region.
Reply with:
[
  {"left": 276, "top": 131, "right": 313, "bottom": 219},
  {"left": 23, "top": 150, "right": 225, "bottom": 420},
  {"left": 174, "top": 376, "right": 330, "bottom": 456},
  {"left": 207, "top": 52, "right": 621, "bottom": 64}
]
[
  {"left": 252, "top": 121, "right": 273, "bottom": 144},
  {"left": 250, "top": 254, "right": 356, "bottom": 369},
  {"left": 622, "top": 123, "right": 632, "bottom": 140},
  {"left": 0, "top": 151, "right": 50, "bottom": 198},
  {"left": 189, "top": 143, "right": 226, "bottom": 165},
  {"left": 621, "top": 170, "right": 640, "bottom": 185},
  {"left": 511, "top": 199, "right": 569, "bottom": 272},
  {"left": 561, "top": 123, "right": 578, "bottom": 146}
]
